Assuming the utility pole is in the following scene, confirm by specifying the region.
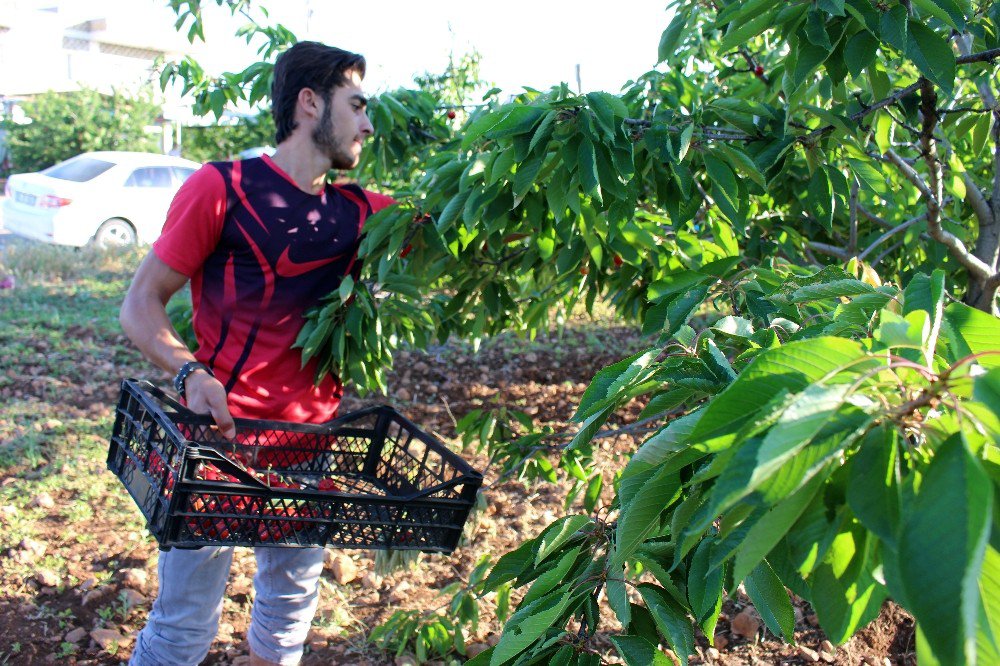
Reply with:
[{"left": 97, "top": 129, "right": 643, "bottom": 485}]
[{"left": 575, "top": 64, "right": 582, "bottom": 94}]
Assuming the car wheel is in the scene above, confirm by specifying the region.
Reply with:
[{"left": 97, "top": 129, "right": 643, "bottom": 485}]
[{"left": 93, "top": 218, "right": 137, "bottom": 248}]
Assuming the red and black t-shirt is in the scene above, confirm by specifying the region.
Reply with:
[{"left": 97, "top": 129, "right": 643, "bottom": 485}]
[{"left": 153, "top": 155, "right": 395, "bottom": 424}]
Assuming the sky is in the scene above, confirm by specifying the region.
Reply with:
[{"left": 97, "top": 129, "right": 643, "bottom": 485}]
[{"left": 105, "top": 0, "right": 673, "bottom": 98}]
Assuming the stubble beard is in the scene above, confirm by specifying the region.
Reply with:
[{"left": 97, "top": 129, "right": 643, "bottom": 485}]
[{"left": 312, "top": 103, "right": 358, "bottom": 171}]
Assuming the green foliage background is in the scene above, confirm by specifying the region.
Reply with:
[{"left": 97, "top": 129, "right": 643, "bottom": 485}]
[
  {"left": 3, "top": 88, "right": 161, "bottom": 173},
  {"left": 180, "top": 111, "right": 274, "bottom": 163}
]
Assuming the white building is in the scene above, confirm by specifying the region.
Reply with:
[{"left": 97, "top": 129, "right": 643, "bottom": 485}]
[{"left": 0, "top": 0, "right": 238, "bottom": 154}]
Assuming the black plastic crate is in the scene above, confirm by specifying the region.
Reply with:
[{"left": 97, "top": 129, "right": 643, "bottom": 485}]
[{"left": 107, "top": 379, "right": 483, "bottom": 552}]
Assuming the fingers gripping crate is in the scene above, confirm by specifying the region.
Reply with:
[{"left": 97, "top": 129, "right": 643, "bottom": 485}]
[{"left": 107, "top": 379, "right": 483, "bottom": 552}]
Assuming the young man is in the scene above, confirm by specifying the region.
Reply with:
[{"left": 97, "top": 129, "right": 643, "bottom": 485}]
[{"left": 120, "top": 42, "right": 394, "bottom": 666}]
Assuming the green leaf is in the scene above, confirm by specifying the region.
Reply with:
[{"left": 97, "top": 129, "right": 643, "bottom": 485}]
[
  {"left": 575, "top": 348, "right": 660, "bottom": 421},
  {"left": 731, "top": 472, "right": 826, "bottom": 584},
  {"left": 880, "top": 4, "right": 908, "bottom": 52},
  {"left": 974, "top": 368, "right": 1000, "bottom": 419},
  {"left": 611, "top": 635, "right": 675, "bottom": 666},
  {"left": 638, "top": 583, "right": 695, "bottom": 665},
  {"left": 806, "top": 168, "right": 834, "bottom": 232},
  {"left": 911, "top": 0, "right": 966, "bottom": 31},
  {"left": 522, "top": 546, "right": 581, "bottom": 606},
  {"left": 746, "top": 560, "right": 796, "bottom": 642},
  {"left": 491, "top": 590, "right": 572, "bottom": 665},
  {"left": 847, "top": 158, "right": 889, "bottom": 196},
  {"left": 787, "top": 279, "right": 877, "bottom": 302},
  {"left": 658, "top": 9, "right": 690, "bottom": 64},
  {"left": 898, "top": 435, "right": 993, "bottom": 665},
  {"left": 687, "top": 338, "right": 871, "bottom": 452},
  {"left": 805, "top": 10, "right": 832, "bottom": 50},
  {"left": 577, "top": 136, "right": 602, "bottom": 204},
  {"left": 704, "top": 154, "right": 741, "bottom": 224},
  {"left": 818, "top": 0, "right": 846, "bottom": 16},
  {"left": 906, "top": 20, "right": 956, "bottom": 95},
  {"left": 943, "top": 302, "right": 1000, "bottom": 369},
  {"left": 845, "top": 30, "right": 879, "bottom": 78},
  {"left": 627, "top": 409, "right": 704, "bottom": 475},
  {"left": 810, "top": 524, "right": 887, "bottom": 643},
  {"left": 719, "top": 5, "right": 780, "bottom": 52},
  {"left": 647, "top": 271, "right": 710, "bottom": 301},
  {"left": 611, "top": 465, "right": 682, "bottom": 569},
  {"left": 484, "top": 537, "right": 537, "bottom": 591},
  {"left": 607, "top": 576, "right": 632, "bottom": 627},
  {"left": 536, "top": 515, "right": 591, "bottom": 565},
  {"left": 846, "top": 427, "right": 900, "bottom": 547},
  {"left": 484, "top": 105, "right": 546, "bottom": 141},
  {"left": 688, "top": 540, "right": 725, "bottom": 628}
]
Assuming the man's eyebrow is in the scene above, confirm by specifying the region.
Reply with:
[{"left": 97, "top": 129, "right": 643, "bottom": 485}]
[{"left": 350, "top": 94, "right": 368, "bottom": 107}]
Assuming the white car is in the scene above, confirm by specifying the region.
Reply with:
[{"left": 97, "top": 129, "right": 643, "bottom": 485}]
[{"left": 2, "top": 151, "right": 202, "bottom": 247}]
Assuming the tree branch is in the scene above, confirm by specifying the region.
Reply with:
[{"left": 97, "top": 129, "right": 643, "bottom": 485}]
[
  {"left": 858, "top": 205, "right": 894, "bottom": 230},
  {"left": 857, "top": 213, "right": 927, "bottom": 261},
  {"left": 885, "top": 148, "right": 936, "bottom": 200},
  {"left": 955, "top": 34, "right": 998, "bottom": 109},
  {"left": 807, "top": 241, "right": 851, "bottom": 261},
  {"left": 962, "top": 170, "right": 994, "bottom": 227},
  {"left": 901, "top": 82, "right": 996, "bottom": 282},
  {"left": 849, "top": 178, "right": 860, "bottom": 256}
]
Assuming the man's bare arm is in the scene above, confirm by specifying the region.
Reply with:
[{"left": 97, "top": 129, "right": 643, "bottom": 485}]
[{"left": 120, "top": 252, "right": 236, "bottom": 438}]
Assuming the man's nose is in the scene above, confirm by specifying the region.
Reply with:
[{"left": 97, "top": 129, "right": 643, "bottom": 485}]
[{"left": 361, "top": 113, "right": 374, "bottom": 137}]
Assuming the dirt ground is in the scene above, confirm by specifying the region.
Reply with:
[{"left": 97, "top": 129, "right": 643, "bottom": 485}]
[{"left": 0, "top": 321, "right": 916, "bottom": 665}]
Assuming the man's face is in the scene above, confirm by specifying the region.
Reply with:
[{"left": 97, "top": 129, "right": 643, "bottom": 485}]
[{"left": 312, "top": 69, "right": 374, "bottom": 170}]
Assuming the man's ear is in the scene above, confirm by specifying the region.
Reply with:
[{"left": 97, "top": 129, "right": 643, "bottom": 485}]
[{"left": 296, "top": 87, "right": 323, "bottom": 122}]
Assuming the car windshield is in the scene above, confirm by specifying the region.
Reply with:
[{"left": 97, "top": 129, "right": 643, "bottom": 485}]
[{"left": 43, "top": 157, "right": 115, "bottom": 182}]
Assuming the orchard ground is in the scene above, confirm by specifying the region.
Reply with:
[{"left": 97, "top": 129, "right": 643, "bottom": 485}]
[{"left": 0, "top": 239, "right": 915, "bottom": 665}]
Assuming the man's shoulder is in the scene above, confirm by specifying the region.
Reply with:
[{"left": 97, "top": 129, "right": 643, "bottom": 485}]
[{"left": 331, "top": 183, "right": 397, "bottom": 213}]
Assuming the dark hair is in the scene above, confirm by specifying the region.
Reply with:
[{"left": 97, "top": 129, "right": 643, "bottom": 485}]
[{"left": 271, "top": 41, "right": 366, "bottom": 144}]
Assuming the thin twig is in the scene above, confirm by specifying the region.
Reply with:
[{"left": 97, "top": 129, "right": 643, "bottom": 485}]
[{"left": 857, "top": 213, "right": 927, "bottom": 261}]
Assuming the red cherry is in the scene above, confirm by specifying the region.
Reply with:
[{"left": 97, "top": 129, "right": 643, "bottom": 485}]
[
  {"left": 579, "top": 266, "right": 589, "bottom": 276},
  {"left": 400, "top": 244, "right": 413, "bottom": 258},
  {"left": 754, "top": 65, "right": 764, "bottom": 76},
  {"left": 613, "top": 255, "right": 623, "bottom": 268},
  {"left": 447, "top": 110, "right": 457, "bottom": 119}
]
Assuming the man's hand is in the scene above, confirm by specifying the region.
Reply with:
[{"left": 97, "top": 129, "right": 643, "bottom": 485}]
[{"left": 185, "top": 371, "right": 236, "bottom": 440}]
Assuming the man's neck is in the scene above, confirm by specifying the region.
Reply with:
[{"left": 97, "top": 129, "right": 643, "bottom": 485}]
[{"left": 269, "top": 137, "right": 332, "bottom": 194}]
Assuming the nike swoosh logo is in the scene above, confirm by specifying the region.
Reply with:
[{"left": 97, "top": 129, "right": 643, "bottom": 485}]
[{"left": 274, "top": 246, "right": 340, "bottom": 278}]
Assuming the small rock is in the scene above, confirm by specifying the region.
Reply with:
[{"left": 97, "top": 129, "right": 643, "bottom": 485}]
[
  {"left": 29, "top": 492, "right": 55, "bottom": 509},
  {"left": 413, "top": 361, "right": 429, "bottom": 373},
  {"left": 78, "top": 576, "right": 98, "bottom": 592},
  {"left": 0, "top": 504, "right": 17, "bottom": 519},
  {"left": 820, "top": 640, "right": 835, "bottom": 654},
  {"left": 713, "top": 632, "right": 729, "bottom": 650},
  {"left": 327, "top": 553, "right": 357, "bottom": 585},
  {"left": 121, "top": 588, "right": 146, "bottom": 608},
  {"left": 34, "top": 569, "right": 60, "bottom": 588},
  {"left": 883, "top": 659, "right": 892, "bottom": 666},
  {"left": 395, "top": 654, "right": 418, "bottom": 666},
  {"left": 396, "top": 388, "right": 412, "bottom": 402},
  {"left": 309, "top": 637, "right": 328, "bottom": 650},
  {"left": 466, "top": 642, "right": 490, "bottom": 658},
  {"left": 524, "top": 352, "right": 538, "bottom": 363},
  {"left": 118, "top": 568, "right": 148, "bottom": 592},
  {"left": 19, "top": 538, "right": 47, "bottom": 558},
  {"left": 798, "top": 646, "right": 820, "bottom": 663},
  {"left": 706, "top": 647, "right": 721, "bottom": 661},
  {"left": 361, "top": 572, "right": 382, "bottom": 589},
  {"left": 820, "top": 651, "right": 836, "bottom": 664},
  {"left": 82, "top": 587, "right": 110, "bottom": 606},
  {"left": 90, "top": 628, "right": 123, "bottom": 650},
  {"left": 43, "top": 419, "right": 63, "bottom": 430},
  {"left": 64, "top": 627, "right": 87, "bottom": 643},
  {"left": 730, "top": 607, "right": 761, "bottom": 639}
]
